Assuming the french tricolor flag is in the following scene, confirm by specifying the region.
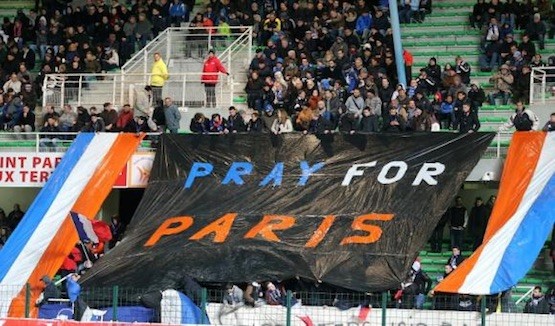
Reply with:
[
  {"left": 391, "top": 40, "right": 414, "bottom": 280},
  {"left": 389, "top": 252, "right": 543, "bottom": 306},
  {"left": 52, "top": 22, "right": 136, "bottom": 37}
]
[
  {"left": 71, "top": 212, "right": 99, "bottom": 244},
  {"left": 436, "top": 132, "right": 555, "bottom": 295}
]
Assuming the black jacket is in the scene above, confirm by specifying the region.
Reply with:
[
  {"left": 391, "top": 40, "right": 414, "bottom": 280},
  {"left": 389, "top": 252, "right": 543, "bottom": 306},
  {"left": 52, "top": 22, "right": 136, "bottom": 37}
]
[
  {"left": 226, "top": 114, "right": 246, "bottom": 132},
  {"left": 359, "top": 115, "right": 379, "bottom": 132},
  {"left": 456, "top": 112, "right": 481, "bottom": 133},
  {"left": 190, "top": 119, "right": 209, "bottom": 133}
]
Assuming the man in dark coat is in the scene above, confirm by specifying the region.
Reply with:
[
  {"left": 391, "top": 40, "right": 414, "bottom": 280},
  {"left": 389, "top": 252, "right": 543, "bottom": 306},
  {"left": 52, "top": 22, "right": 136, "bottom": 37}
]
[{"left": 468, "top": 197, "right": 489, "bottom": 250}]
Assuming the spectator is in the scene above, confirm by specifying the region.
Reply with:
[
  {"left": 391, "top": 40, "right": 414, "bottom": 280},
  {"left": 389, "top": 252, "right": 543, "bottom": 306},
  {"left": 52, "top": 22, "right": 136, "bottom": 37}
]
[
  {"left": 359, "top": 107, "right": 379, "bottom": 132},
  {"left": 36, "top": 276, "right": 61, "bottom": 306},
  {"left": 13, "top": 105, "right": 35, "bottom": 134},
  {"left": 454, "top": 103, "right": 480, "bottom": 133},
  {"left": 499, "top": 100, "right": 540, "bottom": 131},
  {"left": 447, "top": 246, "right": 465, "bottom": 270},
  {"left": 101, "top": 102, "right": 118, "bottom": 131},
  {"left": 163, "top": 97, "right": 181, "bottom": 134},
  {"left": 209, "top": 113, "right": 226, "bottom": 133},
  {"left": 189, "top": 113, "right": 209, "bottom": 133},
  {"left": 270, "top": 108, "right": 293, "bottom": 134},
  {"left": 20, "top": 83, "right": 37, "bottom": 110},
  {"left": 439, "top": 94, "right": 455, "bottom": 129},
  {"left": 468, "top": 197, "right": 489, "bottom": 250},
  {"left": 226, "top": 106, "right": 246, "bottom": 133},
  {"left": 59, "top": 105, "right": 77, "bottom": 132},
  {"left": 449, "top": 196, "right": 468, "bottom": 250},
  {"left": 201, "top": 49, "right": 228, "bottom": 108},
  {"left": 512, "top": 65, "right": 531, "bottom": 104},
  {"left": 151, "top": 52, "right": 169, "bottom": 104},
  {"left": 542, "top": 113, "right": 555, "bottom": 132},
  {"left": 101, "top": 47, "right": 120, "bottom": 71},
  {"left": 223, "top": 283, "right": 244, "bottom": 307},
  {"left": 403, "top": 261, "right": 432, "bottom": 310},
  {"left": 526, "top": 13, "right": 547, "bottom": 50},
  {"left": 488, "top": 65, "right": 514, "bottom": 105},
  {"left": 455, "top": 56, "right": 471, "bottom": 85},
  {"left": 123, "top": 116, "right": 154, "bottom": 133},
  {"left": 468, "top": 84, "right": 486, "bottom": 112},
  {"left": 135, "top": 13, "right": 153, "bottom": 48},
  {"left": 246, "top": 111, "right": 264, "bottom": 133},
  {"left": 75, "top": 106, "right": 91, "bottom": 131},
  {"left": 134, "top": 86, "right": 153, "bottom": 118},
  {"left": 524, "top": 286, "right": 550, "bottom": 314},
  {"left": 383, "top": 106, "right": 406, "bottom": 133},
  {"left": 345, "top": 88, "right": 365, "bottom": 117},
  {"left": 3, "top": 73, "right": 22, "bottom": 94},
  {"left": 265, "top": 282, "right": 284, "bottom": 306},
  {"left": 7, "top": 204, "right": 24, "bottom": 231},
  {"left": 169, "top": 0, "right": 188, "bottom": 27},
  {"left": 85, "top": 113, "right": 105, "bottom": 133},
  {"left": 115, "top": 104, "right": 134, "bottom": 131},
  {"left": 243, "top": 281, "right": 263, "bottom": 307},
  {"left": 470, "top": 0, "right": 487, "bottom": 29},
  {"left": 39, "top": 117, "right": 61, "bottom": 149},
  {"left": 245, "top": 70, "right": 265, "bottom": 112}
]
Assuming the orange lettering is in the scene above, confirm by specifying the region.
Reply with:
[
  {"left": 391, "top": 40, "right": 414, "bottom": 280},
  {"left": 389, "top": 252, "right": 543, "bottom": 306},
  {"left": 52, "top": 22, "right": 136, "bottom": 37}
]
[
  {"left": 305, "top": 215, "right": 336, "bottom": 248},
  {"left": 189, "top": 213, "right": 237, "bottom": 243},
  {"left": 340, "top": 214, "right": 394, "bottom": 245},
  {"left": 145, "top": 216, "right": 193, "bottom": 247},
  {"left": 244, "top": 215, "right": 296, "bottom": 242}
]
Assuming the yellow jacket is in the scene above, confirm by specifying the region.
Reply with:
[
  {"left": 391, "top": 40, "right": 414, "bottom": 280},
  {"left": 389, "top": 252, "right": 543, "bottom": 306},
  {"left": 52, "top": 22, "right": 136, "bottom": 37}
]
[{"left": 151, "top": 59, "right": 169, "bottom": 86}]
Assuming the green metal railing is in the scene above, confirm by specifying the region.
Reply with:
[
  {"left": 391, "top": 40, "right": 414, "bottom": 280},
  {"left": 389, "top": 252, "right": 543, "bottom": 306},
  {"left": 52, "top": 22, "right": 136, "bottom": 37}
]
[{"left": 3, "top": 284, "right": 552, "bottom": 324}]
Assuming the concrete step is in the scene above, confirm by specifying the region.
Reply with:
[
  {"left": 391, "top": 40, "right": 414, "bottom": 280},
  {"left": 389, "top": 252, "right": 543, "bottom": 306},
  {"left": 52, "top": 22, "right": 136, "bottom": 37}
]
[{"left": 401, "top": 25, "right": 472, "bottom": 34}]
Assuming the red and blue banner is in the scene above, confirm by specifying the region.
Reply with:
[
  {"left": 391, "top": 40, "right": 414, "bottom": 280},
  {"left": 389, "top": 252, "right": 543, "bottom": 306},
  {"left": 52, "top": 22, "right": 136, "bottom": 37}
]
[
  {"left": 0, "top": 133, "right": 144, "bottom": 317},
  {"left": 436, "top": 132, "right": 555, "bottom": 295}
]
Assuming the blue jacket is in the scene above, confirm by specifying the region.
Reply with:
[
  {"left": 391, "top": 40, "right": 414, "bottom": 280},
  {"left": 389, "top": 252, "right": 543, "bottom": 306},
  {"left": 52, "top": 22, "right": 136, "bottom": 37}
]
[
  {"left": 440, "top": 102, "right": 454, "bottom": 114},
  {"left": 355, "top": 14, "right": 372, "bottom": 35},
  {"left": 169, "top": 2, "right": 186, "bottom": 17}
]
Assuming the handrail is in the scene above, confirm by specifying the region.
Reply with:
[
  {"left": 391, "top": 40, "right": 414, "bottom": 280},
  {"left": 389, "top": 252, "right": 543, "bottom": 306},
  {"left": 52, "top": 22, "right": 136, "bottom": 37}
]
[
  {"left": 121, "top": 28, "right": 171, "bottom": 73},
  {"left": 514, "top": 286, "right": 535, "bottom": 306},
  {"left": 530, "top": 66, "right": 555, "bottom": 104}
]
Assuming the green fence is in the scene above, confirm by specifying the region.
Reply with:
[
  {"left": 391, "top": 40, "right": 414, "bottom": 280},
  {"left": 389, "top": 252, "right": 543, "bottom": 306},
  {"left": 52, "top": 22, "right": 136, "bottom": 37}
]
[{"left": 4, "top": 284, "right": 553, "bottom": 324}]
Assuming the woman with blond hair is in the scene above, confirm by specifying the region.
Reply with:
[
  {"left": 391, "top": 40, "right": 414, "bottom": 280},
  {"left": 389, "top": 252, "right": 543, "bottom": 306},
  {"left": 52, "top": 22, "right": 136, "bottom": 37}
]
[{"left": 271, "top": 109, "right": 293, "bottom": 134}]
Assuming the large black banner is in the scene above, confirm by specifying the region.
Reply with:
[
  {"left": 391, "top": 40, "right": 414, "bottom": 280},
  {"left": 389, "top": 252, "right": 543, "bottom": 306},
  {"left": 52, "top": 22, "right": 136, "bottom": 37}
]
[{"left": 83, "top": 133, "right": 494, "bottom": 291}]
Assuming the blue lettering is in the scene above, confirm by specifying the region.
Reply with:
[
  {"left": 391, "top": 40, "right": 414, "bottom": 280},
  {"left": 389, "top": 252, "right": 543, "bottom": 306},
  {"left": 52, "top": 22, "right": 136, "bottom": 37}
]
[
  {"left": 297, "top": 161, "right": 325, "bottom": 186},
  {"left": 222, "top": 162, "right": 253, "bottom": 185},
  {"left": 259, "top": 162, "right": 284, "bottom": 187},
  {"left": 184, "top": 162, "right": 214, "bottom": 188}
]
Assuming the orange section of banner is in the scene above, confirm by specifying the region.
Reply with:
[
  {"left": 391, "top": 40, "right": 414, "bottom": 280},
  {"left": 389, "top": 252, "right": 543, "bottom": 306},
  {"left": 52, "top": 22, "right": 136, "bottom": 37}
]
[
  {"left": 9, "top": 134, "right": 145, "bottom": 317},
  {"left": 435, "top": 132, "right": 546, "bottom": 294}
]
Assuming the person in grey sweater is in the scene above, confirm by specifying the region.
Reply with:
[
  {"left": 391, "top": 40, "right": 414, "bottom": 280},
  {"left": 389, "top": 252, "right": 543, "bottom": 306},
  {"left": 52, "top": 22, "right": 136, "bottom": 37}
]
[
  {"left": 344, "top": 88, "right": 365, "bottom": 117},
  {"left": 163, "top": 97, "right": 181, "bottom": 133}
]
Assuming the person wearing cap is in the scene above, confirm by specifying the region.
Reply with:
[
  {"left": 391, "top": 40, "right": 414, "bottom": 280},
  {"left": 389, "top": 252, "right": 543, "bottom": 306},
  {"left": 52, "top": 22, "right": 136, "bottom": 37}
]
[
  {"left": 488, "top": 64, "right": 514, "bottom": 105},
  {"left": 150, "top": 52, "right": 169, "bottom": 104},
  {"left": 201, "top": 49, "right": 229, "bottom": 108},
  {"left": 525, "top": 13, "right": 547, "bottom": 50}
]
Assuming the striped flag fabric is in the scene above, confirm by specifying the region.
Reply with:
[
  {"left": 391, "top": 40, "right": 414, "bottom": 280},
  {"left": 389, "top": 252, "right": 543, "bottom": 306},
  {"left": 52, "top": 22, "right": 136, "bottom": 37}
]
[
  {"left": 70, "top": 212, "right": 99, "bottom": 244},
  {"left": 436, "top": 132, "right": 555, "bottom": 295},
  {"left": 0, "top": 133, "right": 144, "bottom": 317}
]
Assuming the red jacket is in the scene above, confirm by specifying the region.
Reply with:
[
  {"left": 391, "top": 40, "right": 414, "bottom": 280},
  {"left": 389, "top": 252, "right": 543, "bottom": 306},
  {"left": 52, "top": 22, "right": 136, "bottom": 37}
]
[{"left": 201, "top": 57, "right": 228, "bottom": 84}]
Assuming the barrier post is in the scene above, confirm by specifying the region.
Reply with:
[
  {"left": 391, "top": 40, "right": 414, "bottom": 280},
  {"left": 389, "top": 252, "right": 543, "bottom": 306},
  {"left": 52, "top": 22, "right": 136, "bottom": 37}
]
[
  {"left": 112, "top": 285, "right": 119, "bottom": 321},
  {"left": 481, "top": 296, "right": 487, "bottom": 326},
  {"left": 200, "top": 288, "right": 208, "bottom": 324},
  {"left": 25, "top": 282, "right": 31, "bottom": 318},
  {"left": 286, "top": 290, "right": 292, "bottom": 326},
  {"left": 381, "top": 292, "right": 387, "bottom": 326}
]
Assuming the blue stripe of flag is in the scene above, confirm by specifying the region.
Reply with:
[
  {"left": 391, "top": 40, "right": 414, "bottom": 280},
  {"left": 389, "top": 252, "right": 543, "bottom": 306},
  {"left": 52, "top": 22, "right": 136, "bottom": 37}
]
[
  {"left": 0, "top": 133, "right": 95, "bottom": 282},
  {"left": 489, "top": 172, "right": 555, "bottom": 294}
]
